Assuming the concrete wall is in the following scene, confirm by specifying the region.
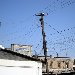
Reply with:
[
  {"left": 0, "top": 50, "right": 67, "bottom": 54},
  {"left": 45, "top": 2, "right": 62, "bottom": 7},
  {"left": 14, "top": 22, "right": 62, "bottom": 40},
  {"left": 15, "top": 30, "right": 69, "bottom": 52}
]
[
  {"left": 38, "top": 56, "right": 73, "bottom": 73},
  {"left": 47, "top": 58, "right": 73, "bottom": 71},
  {"left": 0, "top": 59, "right": 42, "bottom": 75}
]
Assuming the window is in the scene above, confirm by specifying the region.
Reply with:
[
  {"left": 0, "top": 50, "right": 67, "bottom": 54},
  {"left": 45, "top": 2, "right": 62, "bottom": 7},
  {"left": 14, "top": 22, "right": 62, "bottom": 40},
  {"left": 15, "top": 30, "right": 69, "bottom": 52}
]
[
  {"left": 58, "top": 62, "right": 61, "bottom": 68},
  {"left": 66, "top": 62, "right": 69, "bottom": 68},
  {"left": 50, "top": 61, "right": 53, "bottom": 68}
]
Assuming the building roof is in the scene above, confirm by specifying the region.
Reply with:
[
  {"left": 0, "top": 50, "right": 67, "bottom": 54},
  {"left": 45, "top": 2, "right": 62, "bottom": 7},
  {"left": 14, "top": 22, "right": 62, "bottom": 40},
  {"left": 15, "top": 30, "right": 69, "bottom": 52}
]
[
  {"left": 0, "top": 49, "right": 43, "bottom": 62},
  {"left": 54, "top": 57, "right": 70, "bottom": 58},
  {"left": 37, "top": 56, "right": 70, "bottom": 58},
  {"left": 11, "top": 44, "right": 32, "bottom": 47}
]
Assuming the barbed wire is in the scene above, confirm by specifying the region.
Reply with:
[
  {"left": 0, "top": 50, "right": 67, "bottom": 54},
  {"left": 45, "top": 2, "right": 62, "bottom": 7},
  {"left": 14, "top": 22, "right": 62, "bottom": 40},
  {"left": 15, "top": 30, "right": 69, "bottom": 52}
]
[
  {"left": 41, "top": 0, "right": 75, "bottom": 15},
  {"left": 0, "top": 0, "right": 75, "bottom": 57}
]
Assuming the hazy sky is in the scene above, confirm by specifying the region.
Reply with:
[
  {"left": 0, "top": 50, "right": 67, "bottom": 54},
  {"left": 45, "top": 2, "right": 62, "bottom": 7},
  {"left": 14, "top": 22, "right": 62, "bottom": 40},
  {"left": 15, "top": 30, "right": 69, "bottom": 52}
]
[{"left": 0, "top": 0, "right": 75, "bottom": 58}]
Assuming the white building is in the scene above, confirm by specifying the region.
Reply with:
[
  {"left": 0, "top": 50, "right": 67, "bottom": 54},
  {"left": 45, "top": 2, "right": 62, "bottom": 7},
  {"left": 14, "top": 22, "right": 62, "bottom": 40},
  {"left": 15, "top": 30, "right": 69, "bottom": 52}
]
[
  {"left": 0, "top": 48, "right": 42, "bottom": 75},
  {"left": 11, "top": 44, "right": 32, "bottom": 56}
]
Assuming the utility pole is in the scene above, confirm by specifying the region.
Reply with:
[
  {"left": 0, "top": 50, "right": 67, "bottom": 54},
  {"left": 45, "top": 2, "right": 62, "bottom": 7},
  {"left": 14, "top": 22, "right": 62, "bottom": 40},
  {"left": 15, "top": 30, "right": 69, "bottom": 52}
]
[{"left": 35, "top": 13, "right": 49, "bottom": 74}]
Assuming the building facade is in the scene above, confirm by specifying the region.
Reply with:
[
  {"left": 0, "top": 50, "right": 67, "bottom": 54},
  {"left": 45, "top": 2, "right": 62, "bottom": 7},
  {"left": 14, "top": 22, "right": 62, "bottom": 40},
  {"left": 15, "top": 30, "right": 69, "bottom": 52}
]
[
  {"left": 47, "top": 57, "right": 73, "bottom": 72},
  {"left": 11, "top": 44, "right": 32, "bottom": 56},
  {"left": 38, "top": 56, "right": 74, "bottom": 74}
]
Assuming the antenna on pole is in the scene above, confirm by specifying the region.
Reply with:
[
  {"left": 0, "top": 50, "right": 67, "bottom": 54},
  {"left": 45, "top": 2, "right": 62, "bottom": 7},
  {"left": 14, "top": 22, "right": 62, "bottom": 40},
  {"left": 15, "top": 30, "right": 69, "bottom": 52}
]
[
  {"left": 35, "top": 12, "right": 49, "bottom": 74},
  {"left": 0, "top": 22, "right": 1, "bottom": 27}
]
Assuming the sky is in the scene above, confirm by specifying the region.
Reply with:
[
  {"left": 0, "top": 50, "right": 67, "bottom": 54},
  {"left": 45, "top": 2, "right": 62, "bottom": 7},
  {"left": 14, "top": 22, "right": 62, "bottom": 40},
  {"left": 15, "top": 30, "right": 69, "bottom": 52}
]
[{"left": 0, "top": 0, "right": 75, "bottom": 58}]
